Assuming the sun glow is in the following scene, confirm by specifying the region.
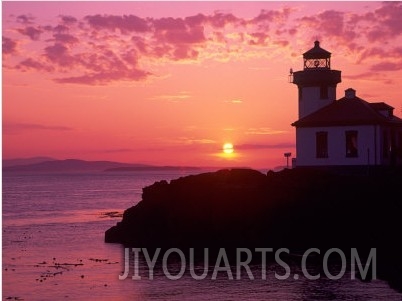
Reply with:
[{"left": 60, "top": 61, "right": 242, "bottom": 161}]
[{"left": 223, "top": 143, "right": 234, "bottom": 154}]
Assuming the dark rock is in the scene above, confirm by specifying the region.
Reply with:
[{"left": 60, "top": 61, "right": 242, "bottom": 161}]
[{"left": 105, "top": 167, "right": 402, "bottom": 291}]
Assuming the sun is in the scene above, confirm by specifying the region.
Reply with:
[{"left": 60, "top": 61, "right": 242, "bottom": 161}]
[{"left": 223, "top": 143, "right": 234, "bottom": 154}]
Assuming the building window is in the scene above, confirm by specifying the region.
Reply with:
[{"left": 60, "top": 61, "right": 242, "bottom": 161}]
[
  {"left": 346, "top": 131, "right": 358, "bottom": 157},
  {"left": 316, "top": 131, "right": 328, "bottom": 158},
  {"left": 320, "top": 85, "right": 328, "bottom": 99},
  {"left": 383, "top": 130, "right": 389, "bottom": 158},
  {"left": 397, "top": 131, "right": 402, "bottom": 159}
]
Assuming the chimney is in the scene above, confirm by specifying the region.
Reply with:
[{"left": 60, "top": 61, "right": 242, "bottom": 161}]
[{"left": 345, "top": 88, "right": 356, "bottom": 99}]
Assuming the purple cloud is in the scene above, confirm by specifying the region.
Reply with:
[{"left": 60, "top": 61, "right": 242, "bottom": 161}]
[
  {"left": 44, "top": 43, "right": 76, "bottom": 67},
  {"left": 60, "top": 15, "right": 77, "bottom": 24},
  {"left": 370, "top": 62, "right": 402, "bottom": 72},
  {"left": 251, "top": 8, "right": 292, "bottom": 24},
  {"left": 343, "top": 72, "right": 394, "bottom": 85},
  {"left": 4, "top": 10, "right": 293, "bottom": 85},
  {"left": 53, "top": 68, "right": 150, "bottom": 85},
  {"left": 347, "top": 2, "right": 402, "bottom": 43},
  {"left": 358, "top": 47, "right": 402, "bottom": 63},
  {"left": 17, "top": 58, "right": 54, "bottom": 72},
  {"left": 249, "top": 32, "right": 269, "bottom": 46},
  {"left": 374, "top": 2, "right": 402, "bottom": 37},
  {"left": 85, "top": 14, "right": 150, "bottom": 33},
  {"left": 299, "top": 10, "right": 356, "bottom": 43},
  {"left": 53, "top": 33, "right": 79, "bottom": 44},
  {"left": 207, "top": 12, "right": 241, "bottom": 28},
  {"left": 52, "top": 24, "right": 70, "bottom": 34},
  {"left": 2, "top": 37, "right": 17, "bottom": 54},
  {"left": 17, "top": 26, "right": 43, "bottom": 40},
  {"left": 16, "top": 14, "right": 34, "bottom": 24},
  {"left": 184, "top": 14, "right": 206, "bottom": 27},
  {"left": 153, "top": 17, "right": 186, "bottom": 31},
  {"left": 3, "top": 123, "right": 73, "bottom": 135},
  {"left": 158, "top": 24, "right": 205, "bottom": 44},
  {"left": 5, "top": 4, "right": 402, "bottom": 86}
]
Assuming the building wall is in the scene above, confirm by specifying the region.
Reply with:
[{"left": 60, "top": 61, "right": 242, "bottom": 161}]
[
  {"left": 295, "top": 125, "right": 379, "bottom": 166},
  {"left": 380, "top": 126, "right": 402, "bottom": 166},
  {"left": 298, "top": 86, "right": 337, "bottom": 118},
  {"left": 398, "top": 129, "right": 402, "bottom": 165}
]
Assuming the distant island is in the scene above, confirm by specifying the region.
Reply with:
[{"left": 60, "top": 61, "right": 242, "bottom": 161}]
[
  {"left": 105, "top": 167, "right": 402, "bottom": 292},
  {"left": 104, "top": 166, "right": 201, "bottom": 172},
  {"left": 2, "top": 158, "right": 202, "bottom": 173}
]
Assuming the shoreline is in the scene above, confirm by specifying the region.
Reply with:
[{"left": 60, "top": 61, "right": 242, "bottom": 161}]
[{"left": 105, "top": 167, "right": 402, "bottom": 292}]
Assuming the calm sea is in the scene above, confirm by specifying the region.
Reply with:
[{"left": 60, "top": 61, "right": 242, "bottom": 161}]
[{"left": 2, "top": 171, "right": 402, "bottom": 300}]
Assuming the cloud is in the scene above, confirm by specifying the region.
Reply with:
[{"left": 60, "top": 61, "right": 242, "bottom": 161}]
[
  {"left": 245, "top": 127, "right": 287, "bottom": 135},
  {"left": 85, "top": 14, "right": 150, "bottom": 33},
  {"left": 3, "top": 123, "right": 74, "bottom": 134},
  {"left": 150, "top": 91, "right": 191, "bottom": 102},
  {"left": 151, "top": 17, "right": 206, "bottom": 60},
  {"left": 44, "top": 43, "right": 76, "bottom": 67},
  {"left": 54, "top": 68, "right": 150, "bottom": 85},
  {"left": 181, "top": 138, "right": 216, "bottom": 145},
  {"left": 355, "top": 45, "right": 402, "bottom": 67},
  {"left": 370, "top": 62, "right": 402, "bottom": 72},
  {"left": 224, "top": 99, "right": 243, "bottom": 104},
  {"left": 298, "top": 10, "right": 357, "bottom": 46},
  {"left": 5, "top": 3, "right": 402, "bottom": 86},
  {"left": 17, "top": 58, "right": 55, "bottom": 72},
  {"left": 343, "top": 72, "right": 394, "bottom": 85},
  {"left": 248, "top": 32, "right": 269, "bottom": 46},
  {"left": 59, "top": 15, "right": 77, "bottom": 25},
  {"left": 301, "top": 10, "right": 344, "bottom": 36},
  {"left": 292, "top": 2, "right": 402, "bottom": 73},
  {"left": 367, "top": 2, "right": 402, "bottom": 41},
  {"left": 2, "top": 37, "right": 17, "bottom": 54},
  {"left": 348, "top": 3, "right": 402, "bottom": 44},
  {"left": 50, "top": 33, "right": 79, "bottom": 45},
  {"left": 52, "top": 24, "right": 70, "bottom": 34},
  {"left": 157, "top": 23, "right": 205, "bottom": 44},
  {"left": 4, "top": 9, "right": 294, "bottom": 85},
  {"left": 16, "top": 14, "right": 35, "bottom": 24},
  {"left": 207, "top": 12, "right": 242, "bottom": 28},
  {"left": 250, "top": 8, "right": 293, "bottom": 26},
  {"left": 236, "top": 142, "right": 295, "bottom": 150},
  {"left": 101, "top": 148, "right": 135, "bottom": 153},
  {"left": 99, "top": 147, "right": 165, "bottom": 153},
  {"left": 273, "top": 40, "right": 289, "bottom": 47},
  {"left": 42, "top": 41, "right": 152, "bottom": 84},
  {"left": 17, "top": 26, "right": 43, "bottom": 40},
  {"left": 343, "top": 72, "right": 379, "bottom": 80}
]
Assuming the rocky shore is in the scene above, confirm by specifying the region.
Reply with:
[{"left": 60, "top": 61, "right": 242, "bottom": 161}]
[{"left": 105, "top": 167, "right": 402, "bottom": 291}]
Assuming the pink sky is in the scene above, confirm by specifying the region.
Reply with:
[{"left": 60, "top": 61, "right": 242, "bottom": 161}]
[{"left": 2, "top": 1, "right": 402, "bottom": 169}]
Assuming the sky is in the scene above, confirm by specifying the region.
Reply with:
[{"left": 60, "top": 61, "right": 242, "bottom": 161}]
[{"left": 2, "top": 1, "right": 402, "bottom": 169}]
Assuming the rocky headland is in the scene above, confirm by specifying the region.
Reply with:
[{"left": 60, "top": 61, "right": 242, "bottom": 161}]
[{"left": 105, "top": 167, "right": 402, "bottom": 291}]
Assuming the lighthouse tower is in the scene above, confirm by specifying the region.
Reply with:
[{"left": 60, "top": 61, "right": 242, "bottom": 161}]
[{"left": 291, "top": 41, "right": 341, "bottom": 118}]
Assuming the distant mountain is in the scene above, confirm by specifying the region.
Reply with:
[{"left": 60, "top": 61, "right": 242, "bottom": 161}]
[
  {"left": 2, "top": 158, "right": 203, "bottom": 173},
  {"left": 105, "top": 166, "right": 201, "bottom": 172},
  {"left": 2, "top": 159, "right": 147, "bottom": 173},
  {"left": 2, "top": 157, "right": 57, "bottom": 167}
]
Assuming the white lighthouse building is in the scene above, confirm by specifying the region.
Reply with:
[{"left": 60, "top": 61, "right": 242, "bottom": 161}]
[{"left": 291, "top": 41, "right": 402, "bottom": 168}]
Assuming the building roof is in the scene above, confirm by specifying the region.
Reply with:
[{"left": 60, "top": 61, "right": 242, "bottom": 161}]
[
  {"left": 369, "top": 102, "right": 394, "bottom": 111},
  {"left": 292, "top": 93, "right": 402, "bottom": 128},
  {"left": 303, "top": 41, "right": 331, "bottom": 59}
]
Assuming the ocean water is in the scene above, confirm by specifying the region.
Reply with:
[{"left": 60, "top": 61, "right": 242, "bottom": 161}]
[{"left": 2, "top": 171, "right": 402, "bottom": 300}]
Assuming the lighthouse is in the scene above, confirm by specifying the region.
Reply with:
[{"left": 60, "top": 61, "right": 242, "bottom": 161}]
[
  {"left": 291, "top": 41, "right": 341, "bottom": 119},
  {"left": 290, "top": 41, "right": 402, "bottom": 168}
]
